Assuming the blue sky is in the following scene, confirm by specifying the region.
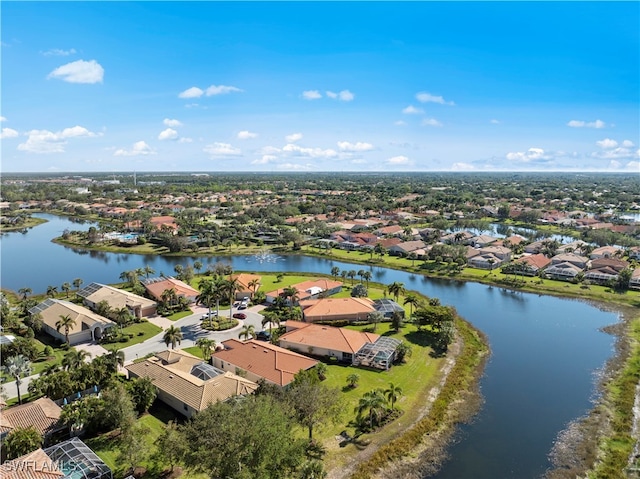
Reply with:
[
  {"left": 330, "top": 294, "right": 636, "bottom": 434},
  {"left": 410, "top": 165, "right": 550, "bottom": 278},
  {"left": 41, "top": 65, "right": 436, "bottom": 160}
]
[{"left": 1, "top": 1, "right": 638, "bottom": 173}]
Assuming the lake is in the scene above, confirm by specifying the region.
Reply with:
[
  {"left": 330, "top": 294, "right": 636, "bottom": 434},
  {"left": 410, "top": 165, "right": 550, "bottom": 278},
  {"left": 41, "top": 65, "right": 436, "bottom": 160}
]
[{"left": 0, "top": 214, "right": 620, "bottom": 478}]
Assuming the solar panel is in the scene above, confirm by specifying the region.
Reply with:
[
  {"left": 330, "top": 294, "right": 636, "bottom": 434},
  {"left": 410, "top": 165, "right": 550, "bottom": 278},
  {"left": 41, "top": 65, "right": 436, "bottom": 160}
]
[{"left": 77, "top": 282, "right": 104, "bottom": 298}]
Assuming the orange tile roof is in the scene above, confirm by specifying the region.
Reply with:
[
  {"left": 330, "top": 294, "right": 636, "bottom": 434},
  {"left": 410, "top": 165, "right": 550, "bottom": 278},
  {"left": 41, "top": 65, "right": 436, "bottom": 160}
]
[
  {"left": 279, "top": 321, "right": 380, "bottom": 355},
  {"left": 213, "top": 339, "right": 318, "bottom": 387},
  {"left": 230, "top": 273, "right": 262, "bottom": 292},
  {"left": 144, "top": 277, "right": 199, "bottom": 300},
  {"left": 299, "top": 297, "right": 374, "bottom": 318},
  {"left": 515, "top": 254, "right": 551, "bottom": 270},
  {"left": 267, "top": 278, "right": 342, "bottom": 299}
]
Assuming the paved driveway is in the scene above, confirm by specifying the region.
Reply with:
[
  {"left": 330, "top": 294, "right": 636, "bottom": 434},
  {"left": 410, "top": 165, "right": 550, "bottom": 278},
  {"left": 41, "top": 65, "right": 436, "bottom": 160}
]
[{"left": 121, "top": 304, "right": 268, "bottom": 363}]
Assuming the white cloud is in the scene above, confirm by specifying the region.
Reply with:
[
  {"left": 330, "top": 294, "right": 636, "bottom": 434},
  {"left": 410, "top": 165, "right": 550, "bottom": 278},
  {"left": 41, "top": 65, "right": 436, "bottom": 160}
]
[
  {"left": 114, "top": 141, "right": 155, "bottom": 157},
  {"left": 490, "top": 119, "right": 501, "bottom": 124},
  {"left": 285, "top": 133, "right": 303, "bottom": 143},
  {"left": 18, "top": 126, "right": 97, "bottom": 153},
  {"left": 205, "top": 85, "right": 243, "bottom": 96},
  {"left": 302, "top": 90, "right": 322, "bottom": 100},
  {"left": 203, "top": 142, "right": 242, "bottom": 157},
  {"left": 338, "top": 90, "right": 354, "bottom": 101},
  {"left": 326, "top": 91, "right": 337, "bottom": 99},
  {"left": 251, "top": 155, "right": 277, "bottom": 165},
  {"left": 163, "top": 118, "right": 182, "bottom": 127},
  {"left": 506, "top": 147, "right": 550, "bottom": 163},
  {"left": 178, "top": 137, "right": 193, "bottom": 143},
  {"left": 0, "top": 128, "right": 19, "bottom": 139},
  {"left": 337, "top": 141, "right": 374, "bottom": 152},
  {"left": 421, "top": 118, "right": 442, "bottom": 127},
  {"left": 42, "top": 48, "right": 76, "bottom": 56},
  {"left": 402, "top": 105, "right": 424, "bottom": 115},
  {"left": 592, "top": 138, "right": 639, "bottom": 160},
  {"left": 282, "top": 143, "right": 337, "bottom": 159},
  {"left": 158, "top": 128, "right": 179, "bottom": 141},
  {"left": 567, "top": 119, "right": 606, "bottom": 129},
  {"left": 351, "top": 159, "right": 367, "bottom": 164},
  {"left": 451, "top": 162, "right": 475, "bottom": 171},
  {"left": 0, "top": 116, "right": 6, "bottom": 122},
  {"left": 416, "top": 92, "right": 454, "bottom": 105},
  {"left": 625, "top": 161, "right": 640, "bottom": 171},
  {"left": 596, "top": 138, "right": 618, "bottom": 149},
  {"left": 237, "top": 130, "right": 258, "bottom": 140},
  {"left": 179, "top": 87, "right": 204, "bottom": 99},
  {"left": 386, "top": 155, "right": 411, "bottom": 165},
  {"left": 48, "top": 59, "right": 104, "bottom": 84},
  {"left": 276, "top": 162, "right": 313, "bottom": 171},
  {"left": 394, "top": 120, "right": 407, "bottom": 126}
]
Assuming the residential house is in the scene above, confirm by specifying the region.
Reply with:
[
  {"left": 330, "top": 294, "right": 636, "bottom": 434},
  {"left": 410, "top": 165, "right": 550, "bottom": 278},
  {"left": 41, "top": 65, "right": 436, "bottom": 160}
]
[
  {"left": 0, "top": 398, "right": 64, "bottom": 445},
  {"left": 629, "top": 247, "right": 640, "bottom": 261},
  {"left": 230, "top": 273, "right": 262, "bottom": 299},
  {"left": 507, "top": 254, "right": 552, "bottom": 276},
  {"left": 545, "top": 262, "right": 584, "bottom": 281},
  {"left": 524, "top": 240, "right": 547, "bottom": 254},
  {"left": 149, "top": 216, "right": 179, "bottom": 234},
  {"left": 299, "top": 297, "right": 376, "bottom": 323},
  {"left": 143, "top": 277, "right": 199, "bottom": 303},
  {"left": 550, "top": 253, "right": 590, "bottom": 269},
  {"left": 126, "top": 350, "right": 257, "bottom": 418},
  {"left": 629, "top": 268, "right": 640, "bottom": 290},
  {"left": 266, "top": 278, "right": 343, "bottom": 304},
  {"left": 589, "top": 245, "right": 624, "bottom": 260},
  {"left": 584, "top": 258, "right": 630, "bottom": 285},
  {"left": 374, "top": 225, "right": 404, "bottom": 237},
  {"left": 211, "top": 339, "right": 318, "bottom": 387},
  {"left": 77, "top": 283, "right": 157, "bottom": 319},
  {"left": 469, "top": 235, "right": 499, "bottom": 248},
  {"left": 441, "top": 230, "right": 474, "bottom": 245},
  {"left": 278, "top": 320, "right": 380, "bottom": 364},
  {"left": 28, "top": 299, "right": 115, "bottom": 345},
  {"left": 388, "top": 240, "right": 426, "bottom": 256},
  {"left": 467, "top": 245, "right": 512, "bottom": 269}
]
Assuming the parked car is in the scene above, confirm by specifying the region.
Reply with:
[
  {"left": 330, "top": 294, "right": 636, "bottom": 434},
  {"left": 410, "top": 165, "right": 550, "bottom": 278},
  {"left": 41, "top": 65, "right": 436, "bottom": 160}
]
[
  {"left": 233, "top": 313, "right": 247, "bottom": 319},
  {"left": 256, "top": 330, "right": 271, "bottom": 341},
  {"left": 202, "top": 312, "right": 217, "bottom": 320}
]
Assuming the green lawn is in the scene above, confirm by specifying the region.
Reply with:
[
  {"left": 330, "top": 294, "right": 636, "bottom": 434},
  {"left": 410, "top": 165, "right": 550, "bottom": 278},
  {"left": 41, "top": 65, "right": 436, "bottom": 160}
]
[
  {"left": 104, "top": 322, "right": 162, "bottom": 349},
  {"left": 182, "top": 346, "right": 204, "bottom": 359},
  {"left": 165, "top": 310, "right": 192, "bottom": 321}
]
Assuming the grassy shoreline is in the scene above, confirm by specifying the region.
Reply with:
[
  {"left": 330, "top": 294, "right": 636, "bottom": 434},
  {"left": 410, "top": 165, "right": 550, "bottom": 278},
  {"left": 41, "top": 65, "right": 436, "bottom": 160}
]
[{"left": 19, "top": 232, "right": 640, "bottom": 477}]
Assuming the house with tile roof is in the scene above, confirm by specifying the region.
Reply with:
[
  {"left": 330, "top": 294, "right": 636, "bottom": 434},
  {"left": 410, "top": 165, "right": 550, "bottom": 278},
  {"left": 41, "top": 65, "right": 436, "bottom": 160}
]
[
  {"left": 28, "top": 300, "right": 115, "bottom": 345},
  {"left": 550, "top": 253, "right": 590, "bottom": 269},
  {"left": 0, "top": 398, "right": 64, "bottom": 445},
  {"left": 229, "top": 273, "right": 262, "bottom": 300},
  {"left": 589, "top": 245, "right": 624, "bottom": 260},
  {"left": 143, "top": 277, "right": 199, "bottom": 303},
  {"left": 584, "top": 258, "right": 630, "bottom": 285},
  {"left": 507, "top": 254, "right": 552, "bottom": 276},
  {"left": 126, "top": 349, "right": 257, "bottom": 418},
  {"left": 545, "top": 262, "right": 584, "bottom": 281},
  {"left": 77, "top": 283, "right": 156, "bottom": 319},
  {"left": 278, "top": 320, "right": 380, "bottom": 364},
  {"left": 265, "top": 278, "right": 343, "bottom": 304},
  {"left": 299, "top": 297, "right": 376, "bottom": 323},
  {"left": 0, "top": 448, "right": 66, "bottom": 479},
  {"left": 211, "top": 339, "right": 318, "bottom": 387},
  {"left": 388, "top": 240, "right": 426, "bottom": 256}
]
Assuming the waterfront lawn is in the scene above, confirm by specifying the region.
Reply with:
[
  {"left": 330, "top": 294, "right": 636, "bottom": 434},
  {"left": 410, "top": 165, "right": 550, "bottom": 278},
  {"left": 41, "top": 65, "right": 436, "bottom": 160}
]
[{"left": 317, "top": 322, "right": 445, "bottom": 458}]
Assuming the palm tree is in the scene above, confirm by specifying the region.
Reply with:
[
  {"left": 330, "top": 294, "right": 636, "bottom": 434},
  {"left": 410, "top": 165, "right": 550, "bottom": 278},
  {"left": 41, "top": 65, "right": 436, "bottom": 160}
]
[
  {"left": 72, "top": 278, "right": 83, "bottom": 292},
  {"left": 119, "top": 270, "right": 131, "bottom": 284},
  {"left": 374, "top": 243, "right": 385, "bottom": 258},
  {"left": 41, "top": 363, "right": 60, "bottom": 376},
  {"left": 2, "top": 355, "right": 32, "bottom": 404},
  {"left": 403, "top": 293, "right": 421, "bottom": 320},
  {"left": 238, "top": 324, "right": 256, "bottom": 341},
  {"left": 56, "top": 314, "right": 77, "bottom": 345},
  {"left": 386, "top": 281, "right": 406, "bottom": 302},
  {"left": 390, "top": 311, "right": 403, "bottom": 332},
  {"left": 262, "top": 315, "right": 281, "bottom": 333},
  {"left": 196, "top": 280, "right": 217, "bottom": 327},
  {"left": 346, "top": 373, "right": 360, "bottom": 389},
  {"left": 283, "top": 286, "right": 299, "bottom": 308},
  {"left": 347, "top": 270, "right": 357, "bottom": 286},
  {"left": 62, "top": 349, "right": 90, "bottom": 370},
  {"left": 193, "top": 260, "right": 203, "bottom": 274},
  {"left": 46, "top": 285, "right": 58, "bottom": 298},
  {"left": 247, "top": 278, "right": 260, "bottom": 298},
  {"left": 362, "top": 271, "right": 372, "bottom": 288},
  {"left": 355, "top": 389, "right": 387, "bottom": 430},
  {"left": 357, "top": 269, "right": 366, "bottom": 284},
  {"left": 143, "top": 265, "right": 155, "bottom": 279},
  {"left": 18, "top": 287, "right": 32, "bottom": 301},
  {"left": 368, "top": 311, "right": 384, "bottom": 332},
  {"left": 196, "top": 338, "right": 216, "bottom": 361},
  {"left": 160, "top": 288, "right": 178, "bottom": 309},
  {"left": 224, "top": 277, "right": 240, "bottom": 321},
  {"left": 104, "top": 349, "right": 125, "bottom": 372},
  {"left": 163, "top": 325, "right": 183, "bottom": 349},
  {"left": 330, "top": 266, "right": 340, "bottom": 280},
  {"left": 113, "top": 307, "right": 131, "bottom": 333},
  {"left": 61, "top": 282, "right": 72, "bottom": 298},
  {"left": 384, "top": 383, "right": 403, "bottom": 410}
]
